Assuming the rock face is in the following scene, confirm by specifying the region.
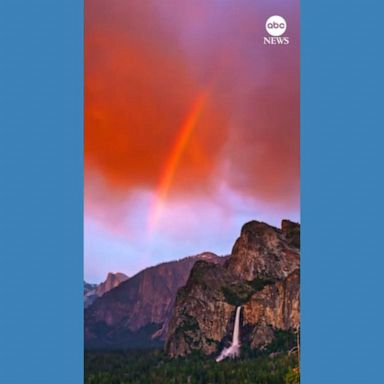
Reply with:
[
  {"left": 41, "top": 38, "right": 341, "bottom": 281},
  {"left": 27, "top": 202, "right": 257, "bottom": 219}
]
[
  {"left": 85, "top": 253, "right": 225, "bottom": 349},
  {"left": 243, "top": 269, "right": 300, "bottom": 330},
  {"left": 166, "top": 220, "right": 300, "bottom": 357},
  {"left": 165, "top": 261, "right": 235, "bottom": 356},
  {"left": 95, "top": 272, "right": 129, "bottom": 297},
  {"left": 226, "top": 221, "right": 300, "bottom": 280},
  {"left": 243, "top": 269, "right": 300, "bottom": 349},
  {"left": 84, "top": 272, "right": 129, "bottom": 308}
]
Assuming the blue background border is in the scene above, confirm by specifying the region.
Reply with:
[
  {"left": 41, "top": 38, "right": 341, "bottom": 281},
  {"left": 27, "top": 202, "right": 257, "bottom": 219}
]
[
  {"left": 301, "top": 0, "right": 384, "bottom": 382},
  {"left": 0, "top": 1, "right": 83, "bottom": 383},
  {"left": 0, "top": 0, "right": 383, "bottom": 383}
]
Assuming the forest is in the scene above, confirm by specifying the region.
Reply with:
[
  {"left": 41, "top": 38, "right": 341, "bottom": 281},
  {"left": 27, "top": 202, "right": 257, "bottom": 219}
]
[{"left": 85, "top": 348, "right": 299, "bottom": 384}]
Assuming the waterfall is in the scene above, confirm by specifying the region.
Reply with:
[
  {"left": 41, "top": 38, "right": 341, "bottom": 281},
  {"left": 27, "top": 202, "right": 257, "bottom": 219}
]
[{"left": 216, "top": 306, "right": 241, "bottom": 362}]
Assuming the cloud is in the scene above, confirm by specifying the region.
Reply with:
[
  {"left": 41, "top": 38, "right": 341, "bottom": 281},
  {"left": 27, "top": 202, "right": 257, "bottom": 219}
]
[
  {"left": 84, "top": 0, "right": 300, "bottom": 280},
  {"left": 85, "top": 0, "right": 300, "bottom": 210},
  {"left": 84, "top": 184, "right": 300, "bottom": 282}
]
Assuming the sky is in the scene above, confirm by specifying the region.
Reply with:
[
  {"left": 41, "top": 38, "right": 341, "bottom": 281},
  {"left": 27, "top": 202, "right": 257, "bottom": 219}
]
[{"left": 84, "top": 0, "right": 300, "bottom": 283}]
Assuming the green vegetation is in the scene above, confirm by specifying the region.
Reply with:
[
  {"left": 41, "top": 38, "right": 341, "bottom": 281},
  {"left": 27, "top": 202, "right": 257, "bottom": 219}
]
[
  {"left": 265, "top": 330, "right": 297, "bottom": 356},
  {"left": 222, "top": 282, "right": 254, "bottom": 305},
  {"left": 86, "top": 323, "right": 163, "bottom": 350},
  {"left": 239, "top": 328, "right": 297, "bottom": 358},
  {"left": 85, "top": 348, "right": 299, "bottom": 384},
  {"left": 247, "top": 277, "right": 275, "bottom": 292},
  {"left": 285, "top": 367, "right": 300, "bottom": 384},
  {"left": 221, "top": 277, "right": 275, "bottom": 306}
]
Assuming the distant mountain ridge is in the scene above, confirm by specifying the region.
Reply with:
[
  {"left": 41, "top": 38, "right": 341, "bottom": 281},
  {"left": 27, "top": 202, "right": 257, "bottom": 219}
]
[
  {"left": 85, "top": 252, "right": 226, "bottom": 349},
  {"left": 84, "top": 219, "right": 300, "bottom": 356},
  {"left": 84, "top": 272, "right": 129, "bottom": 308},
  {"left": 84, "top": 282, "right": 97, "bottom": 295}
]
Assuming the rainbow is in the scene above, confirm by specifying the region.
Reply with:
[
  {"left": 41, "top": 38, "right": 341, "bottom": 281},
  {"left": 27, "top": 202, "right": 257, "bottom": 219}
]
[{"left": 147, "top": 89, "right": 210, "bottom": 234}]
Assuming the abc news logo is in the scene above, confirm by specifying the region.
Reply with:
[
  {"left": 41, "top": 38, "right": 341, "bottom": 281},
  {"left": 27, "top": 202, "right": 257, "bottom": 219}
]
[{"left": 264, "top": 15, "right": 290, "bottom": 45}]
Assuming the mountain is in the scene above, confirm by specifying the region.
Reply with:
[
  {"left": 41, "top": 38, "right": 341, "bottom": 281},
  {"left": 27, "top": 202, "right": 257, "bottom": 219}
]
[
  {"left": 165, "top": 220, "right": 300, "bottom": 357},
  {"left": 84, "top": 281, "right": 97, "bottom": 295},
  {"left": 84, "top": 252, "right": 226, "bottom": 349},
  {"left": 95, "top": 272, "right": 129, "bottom": 297},
  {"left": 226, "top": 220, "right": 300, "bottom": 280},
  {"left": 84, "top": 282, "right": 98, "bottom": 308},
  {"left": 84, "top": 272, "right": 129, "bottom": 308}
]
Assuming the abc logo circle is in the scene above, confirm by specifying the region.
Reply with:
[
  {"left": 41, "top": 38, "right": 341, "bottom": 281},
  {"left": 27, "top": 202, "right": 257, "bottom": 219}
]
[{"left": 265, "top": 15, "right": 287, "bottom": 37}]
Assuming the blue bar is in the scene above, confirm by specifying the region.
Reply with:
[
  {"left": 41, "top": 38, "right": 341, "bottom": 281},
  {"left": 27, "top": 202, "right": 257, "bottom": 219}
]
[
  {"left": 302, "top": 0, "right": 384, "bottom": 382},
  {"left": 0, "top": 1, "right": 83, "bottom": 383}
]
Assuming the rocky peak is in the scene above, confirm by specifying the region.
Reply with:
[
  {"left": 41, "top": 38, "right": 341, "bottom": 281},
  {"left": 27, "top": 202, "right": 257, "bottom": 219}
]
[
  {"left": 95, "top": 272, "right": 129, "bottom": 297},
  {"left": 226, "top": 220, "right": 300, "bottom": 281},
  {"left": 166, "top": 219, "right": 300, "bottom": 358},
  {"left": 281, "top": 219, "right": 299, "bottom": 233},
  {"left": 84, "top": 272, "right": 129, "bottom": 308},
  {"left": 281, "top": 219, "right": 300, "bottom": 248}
]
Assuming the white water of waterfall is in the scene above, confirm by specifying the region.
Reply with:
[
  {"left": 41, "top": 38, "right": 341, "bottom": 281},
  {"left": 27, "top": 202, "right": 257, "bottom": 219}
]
[{"left": 216, "top": 306, "right": 241, "bottom": 362}]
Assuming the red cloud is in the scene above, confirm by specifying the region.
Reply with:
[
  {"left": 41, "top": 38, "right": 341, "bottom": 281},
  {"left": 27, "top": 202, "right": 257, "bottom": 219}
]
[{"left": 85, "top": 0, "right": 300, "bottom": 210}]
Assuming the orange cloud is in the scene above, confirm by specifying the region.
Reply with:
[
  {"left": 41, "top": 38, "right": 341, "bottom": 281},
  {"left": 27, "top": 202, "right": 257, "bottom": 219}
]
[{"left": 85, "top": 0, "right": 300, "bottom": 210}]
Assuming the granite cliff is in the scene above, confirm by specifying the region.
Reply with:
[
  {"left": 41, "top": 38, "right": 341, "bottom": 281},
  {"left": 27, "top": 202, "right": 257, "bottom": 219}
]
[
  {"left": 85, "top": 253, "right": 225, "bottom": 348},
  {"left": 165, "top": 220, "right": 300, "bottom": 357},
  {"left": 84, "top": 272, "right": 129, "bottom": 308}
]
